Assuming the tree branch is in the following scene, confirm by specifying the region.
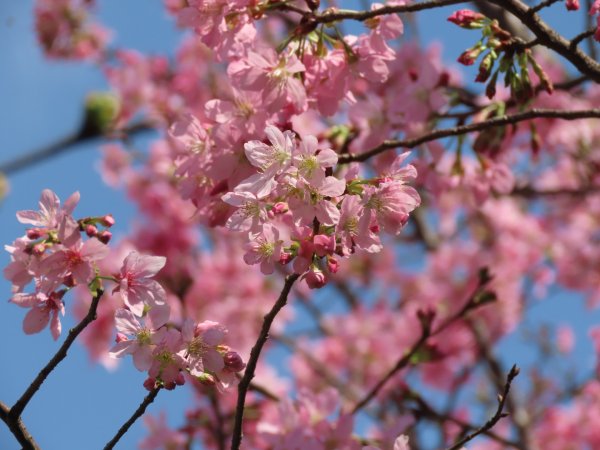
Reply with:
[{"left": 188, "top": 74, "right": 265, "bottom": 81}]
[
  {"left": 351, "top": 270, "right": 496, "bottom": 414},
  {"left": 445, "top": 365, "right": 520, "bottom": 450},
  {"left": 313, "top": 0, "right": 468, "bottom": 24},
  {"left": 0, "top": 122, "right": 152, "bottom": 176},
  {"left": 9, "top": 289, "right": 104, "bottom": 420},
  {"left": 0, "top": 401, "right": 40, "bottom": 450},
  {"left": 338, "top": 108, "right": 600, "bottom": 163},
  {"left": 486, "top": 0, "right": 600, "bottom": 82},
  {"left": 230, "top": 273, "right": 300, "bottom": 450},
  {"left": 103, "top": 387, "right": 161, "bottom": 450}
]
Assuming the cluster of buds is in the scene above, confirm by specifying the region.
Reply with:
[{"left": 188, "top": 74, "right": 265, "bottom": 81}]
[
  {"left": 449, "top": 9, "right": 553, "bottom": 101},
  {"left": 78, "top": 214, "right": 115, "bottom": 244}
]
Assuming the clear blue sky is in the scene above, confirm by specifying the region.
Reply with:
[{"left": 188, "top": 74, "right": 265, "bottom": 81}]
[{"left": 0, "top": 1, "right": 599, "bottom": 449}]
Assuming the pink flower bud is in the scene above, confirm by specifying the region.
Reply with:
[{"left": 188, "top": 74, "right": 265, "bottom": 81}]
[
  {"left": 313, "top": 234, "right": 335, "bottom": 257},
  {"left": 97, "top": 230, "right": 112, "bottom": 244},
  {"left": 101, "top": 214, "right": 115, "bottom": 227},
  {"left": 32, "top": 243, "right": 46, "bottom": 256},
  {"left": 305, "top": 267, "right": 327, "bottom": 289},
  {"left": 85, "top": 224, "right": 98, "bottom": 237},
  {"left": 447, "top": 9, "right": 486, "bottom": 28},
  {"left": 327, "top": 257, "right": 339, "bottom": 274},
  {"left": 115, "top": 332, "right": 128, "bottom": 343},
  {"left": 143, "top": 377, "right": 157, "bottom": 391},
  {"left": 224, "top": 351, "right": 246, "bottom": 372},
  {"left": 271, "top": 202, "right": 289, "bottom": 215},
  {"left": 26, "top": 228, "right": 42, "bottom": 239},
  {"left": 175, "top": 372, "right": 186, "bottom": 386},
  {"left": 458, "top": 46, "right": 485, "bottom": 66},
  {"left": 566, "top": 0, "right": 579, "bottom": 10}
]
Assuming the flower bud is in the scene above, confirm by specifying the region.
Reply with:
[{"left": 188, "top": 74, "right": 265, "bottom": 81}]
[
  {"left": 305, "top": 267, "right": 327, "bottom": 289},
  {"left": 85, "top": 224, "right": 98, "bottom": 237},
  {"left": 475, "top": 52, "right": 494, "bottom": 83},
  {"left": 447, "top": 9, "right": 486, "bottom": 29},
  {"left": 26, "top": 228, "right": 42, "bottom": 239},
  {"left": 458, "top": 45, "right": 485, "bottom": 66},
  {"left": 327, "top": 257, "right": 339, "bottom": 274},
  {"left": 97, "top": 230, "right": 112, "bottom": 244},
  {"left": 224, "top": 351, "right": 246, "bottom": 372},
  {"left": 32, "top": 243, "right": 46, "bottom": 256},
  {"left": 566, "top": 0, "right": 579, "bottom": 10},
  {"left": 100, "top": 214, "right": 115, "bottom": 227},
  {"left": 143, "top": 377, "right": 157, "bottom": 391},
  {"left": 313, "top": 234, "right": 335, "bottom": 257},
  {"left": 115, "top": 332, "right": 128, "bottom": 343},
  {"left": 271, "top": 202, "right": 288, "bottom": 215}
]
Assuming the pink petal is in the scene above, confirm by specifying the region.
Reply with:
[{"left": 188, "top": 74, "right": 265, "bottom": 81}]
[
  {"left": 23, "top": 307, "right": 50, "bottom": 335},
  {"left": 114, "top": 308, "right": 141, "bottom": 335}
]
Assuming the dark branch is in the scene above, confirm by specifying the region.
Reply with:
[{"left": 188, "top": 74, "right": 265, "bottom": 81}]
[
  {"left": 103, "top": 387, "right": 161, "bottom": 450},
  {"left": 339, "top": 108, "right": 600, "bottom": 163},
  {"left": 313, "top": 0, "right": 468, "bottom": 24},
  {"left": 445, "top": 365, "right": 520, "bottom": 450},
  {"left": 9, "top": 289, "right": 104, "bottom": 420},
  {"left": 0, "top": 122, "right": 152, "bottom": 176},
  {"left": 230, "top": 273, "right": 300, "bottom": 450},
  {"left": 0, "top": 401, "right": 40, "bottom": 450}
]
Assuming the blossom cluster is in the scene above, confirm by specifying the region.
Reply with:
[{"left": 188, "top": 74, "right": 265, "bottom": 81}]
[
  {"left": 170, "top": 118, "right": 420, "bottom": 288},
  {"left": 34, "top": 0, "right": 109, "bottom": 60},
  {"left": 4, "top": 190, "right": 245, "bottom": 390}
]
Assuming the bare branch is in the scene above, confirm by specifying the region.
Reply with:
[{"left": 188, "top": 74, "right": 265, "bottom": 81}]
[
  {"left": 9, "top": 289, "right": 104, "bottom": 420},
  {"left": 230, "top": 273, "right": 300, "bottom": 450},
  {"left": 0, "top": 401, "right": 40, "bottom": 450},
  {"left": 313, "top": 0, "right": 468, "bottom": 24},
  {"left": 445, "top": 365, "right": 520, "bottom": 450},
  {"left": 0, "top": 122, "right": 152, "bottom": 176},
  {"left": 339, "top": 108, "right": 600, "bottom": 163},
  {"left": 103, "top": 387, "right": 161, "bottom": 450}
]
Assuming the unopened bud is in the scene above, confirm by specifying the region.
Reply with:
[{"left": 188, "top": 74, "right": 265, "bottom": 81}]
[
  {"left": 305, "top": 267, "right": 327, "bottom": 289},
  {"left": 26, "top": 229, "right": 42, "bottom": 240},
  {"left": 224, "top": 351, "right": 246, "bottom": 372},
  {"left": 115, "top": 332, "right": 128, "bottom": 343},
  {"left": 100, "top": 214, "right": 115, "bottom": 227},
  {"left": 97, "top": 230, "right": 112, "bottom": 244},
  {"left": 327, "top": 257, "right": 339, "bottom": 274},
  {"left": 271, "top": 202, "right": 288, "bottom": 215},
  {"left": 32, "top": 243, "right": 46, "bottom": 256},
  {"left": 566, "top": 0, "right": 579, "bottom": 10},
  {"left": 458, "top": 45, "right": 485, "bottom": 66},
  {"left": 475, "top": 52, "right": 495, "bottom": 83},
  {"left": 447, "top": 9, "right": 486, "bottom": 29},
  {"left": 143, "top": 377, "right": 157, "bottom": 391},
  {"left": 85, "top": 224, "right": 98, "bottom": 237}
]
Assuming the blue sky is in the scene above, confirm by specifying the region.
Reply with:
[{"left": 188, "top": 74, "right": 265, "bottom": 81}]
[{"left": 0, "top": 1, "right": 599, "bottom": 449}]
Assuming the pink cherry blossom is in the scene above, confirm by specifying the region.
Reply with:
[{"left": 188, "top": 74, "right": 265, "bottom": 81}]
[
  {"left": 115, "top": 251, "right": 167, "bottom": 316},
  {"left": 10, "top": 290, "right": 65, "bottom": 340}
]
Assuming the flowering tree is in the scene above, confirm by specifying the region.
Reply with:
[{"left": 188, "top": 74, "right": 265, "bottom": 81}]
[{"left": 2, "top": 0, "right": 600, "bottom": 449}]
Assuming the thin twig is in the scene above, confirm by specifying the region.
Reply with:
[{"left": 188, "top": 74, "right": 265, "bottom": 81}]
[
  {"left": 313, "top": 0, "right": 468, "bottom": 24},
  {"left": 9, "top": 289, "right": 104, "bottom": 420},
  {"left": 103, "top": 387, "right": 161, "bottom": 450},
  {"left": 445, "top": 365, "right": 520, "bottom": 450},
  {"left": 529, "top": 0, "right": 562, "bottom": 14},
  {"left": 350, "top": 269, "right": 496, "bottom": 414},
  {"left": 230, "top": 273, "right": 300, "bottom": 450},
  {"left": 338, "top": 108, "right": 600, "bottom": 163}
]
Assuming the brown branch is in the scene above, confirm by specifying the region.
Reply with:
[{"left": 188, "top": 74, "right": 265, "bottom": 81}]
[
  {"left": 103, "top": 387, "right": 161, "bottom": 450},
  {"left": 351, "top": 269, "right": 497, "bottom": 414},
  {"left": 230, "top": 273, "right": 300, "bottom": 450},
  {"left": 486, "top": 0, "right": 600, "bottom": 82},
  {"left": 445, "top": 365, "right": 520, "bottom": 450},
  {"left": 0, "top": 401, "right": 40, "bottom": 450},
  {"left": 409, "top": 391, "right": 521, "bottom": 449},
  {"left": 0, "top": 122, "right": 153, "bottom": 176},
  {"left": 9, "top": 289, "right": 104, "bottom": 420},
  {"left": 313, "top": 0, "right": 468, "bottom": 24},
  {"left": 511, "top": 185, "right": 600, "bottom": 198},
  {"left": 338, "top": 108, "right": 600, "bottom": 163}
]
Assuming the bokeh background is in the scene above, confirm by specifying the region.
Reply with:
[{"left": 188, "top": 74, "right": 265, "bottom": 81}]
[{"left": 1, "top": 1, "right": 599, "bottom": 449}]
